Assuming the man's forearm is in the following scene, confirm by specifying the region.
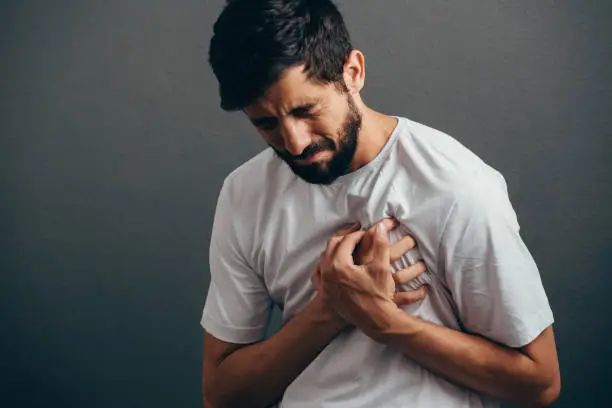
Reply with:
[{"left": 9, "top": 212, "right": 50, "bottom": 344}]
[
  {"left": 370, "top": 307, "right": 559, "bottom": 407},
  {"left": 206, "top": 302, "right": 346, "bottom": 408}
]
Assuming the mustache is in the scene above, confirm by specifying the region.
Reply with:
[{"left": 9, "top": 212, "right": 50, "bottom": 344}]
[{"left": 285, "top": 138, "right": 335, "bottom": 161}]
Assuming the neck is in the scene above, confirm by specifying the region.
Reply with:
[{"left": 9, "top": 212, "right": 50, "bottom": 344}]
[{"left": 349, "top": 108, "right": 398, "bottom": 171}]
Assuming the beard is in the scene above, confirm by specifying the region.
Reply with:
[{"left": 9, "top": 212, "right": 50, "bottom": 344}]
[{"left": 272, "top": 94, "right": 363, "bottom": 185}]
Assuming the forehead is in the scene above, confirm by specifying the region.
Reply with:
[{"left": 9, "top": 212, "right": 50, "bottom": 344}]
[{"left": 244, "top": 65, "right": 336, "bottom": 117}]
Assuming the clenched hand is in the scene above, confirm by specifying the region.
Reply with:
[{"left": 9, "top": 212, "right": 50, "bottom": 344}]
[{"left": 312, "top": 220, "right": 427, "bottom": 335}]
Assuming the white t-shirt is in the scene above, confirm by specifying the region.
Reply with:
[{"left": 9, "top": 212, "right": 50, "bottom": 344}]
[{"left": 201, "top": 116, "right": 554, "bottom": 408}]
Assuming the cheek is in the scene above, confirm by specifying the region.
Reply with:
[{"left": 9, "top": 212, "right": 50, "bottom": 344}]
[
  {"left": 313, "top": 116, "right": 342, "bottom": 141},
  {"left": 310, "top": 120, "right": 330, "bottom": 137}
]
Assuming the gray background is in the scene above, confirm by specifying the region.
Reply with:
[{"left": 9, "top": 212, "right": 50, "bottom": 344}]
[{"left": 1, "top": 0, "right": 610, "bottom": 407}]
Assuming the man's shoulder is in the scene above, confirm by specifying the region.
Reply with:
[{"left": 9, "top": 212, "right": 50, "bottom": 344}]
[
  {"left": 220, "top": 147, "right": 292, "bottom": 205},
  {"left": 397, "top": 117, "right": 486, "bottom": 170},
  {"left": 396, "top": 117, "right": 499, "bottom": 183},
  {"left": 225, "top": 147, "right": 275, "bottom": 183},
  {"left": 392, "top": 117, "right": 509, "bottom": 206}
]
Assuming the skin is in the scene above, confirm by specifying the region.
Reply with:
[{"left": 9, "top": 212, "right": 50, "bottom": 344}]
[{"left": 203, "top": 50, "right": 561, "bottom": 407}]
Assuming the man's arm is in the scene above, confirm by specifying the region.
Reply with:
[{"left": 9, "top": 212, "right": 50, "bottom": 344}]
[
  {"left": 372, "top": 307, "right": 560, "bottom": 407},
  {"left": 202, "top": 294, "right": 345, "bottom": 408}
]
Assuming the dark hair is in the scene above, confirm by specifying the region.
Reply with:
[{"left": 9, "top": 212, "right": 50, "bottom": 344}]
[{"left": 209, "top": 0, "right": 353, "bottom": 111}]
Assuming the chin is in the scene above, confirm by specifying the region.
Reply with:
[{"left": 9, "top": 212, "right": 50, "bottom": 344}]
[{"left": 289, "top": 165, "right": 331, "bottom": 185}]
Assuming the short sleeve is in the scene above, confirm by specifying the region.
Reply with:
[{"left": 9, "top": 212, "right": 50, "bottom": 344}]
[
  {"left": 439, "top": 172, "right": 554, "bottom": 348},
  {"left": 201, "top": 180, "right": 272, "bottom": 344}
]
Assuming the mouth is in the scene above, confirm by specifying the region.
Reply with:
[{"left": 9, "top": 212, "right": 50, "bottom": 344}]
[{"left": 294, "top": 150, "right": 332, "bottom": 165}]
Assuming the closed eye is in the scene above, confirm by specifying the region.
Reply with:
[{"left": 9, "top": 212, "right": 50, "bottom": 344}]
[
  {"left": 251, "top": 117, "right": 278, "bottom": 131},
  {"left": 249, "top": 101, "right": 321, "bottom": 130},
  {"left": 291, "top": 104, "right": 318, "bottom": 118}
]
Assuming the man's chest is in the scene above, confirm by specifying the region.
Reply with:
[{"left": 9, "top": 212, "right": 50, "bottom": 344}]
[
  {"left": 246, "top": 180, "right": 462, "bottom": 330},
  {"left": 251, "top": 187, "right": 420, "bottom": 320}
]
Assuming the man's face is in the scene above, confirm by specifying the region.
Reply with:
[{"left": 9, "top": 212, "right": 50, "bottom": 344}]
[{"left": 244, "top": 65, "right": 362, "bottom": 184}]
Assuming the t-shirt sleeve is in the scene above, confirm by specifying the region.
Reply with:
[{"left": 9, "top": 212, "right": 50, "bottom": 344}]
[
  {"left": 201, "top": 180, "right": 272, "bottom": 344},
  {"left": 439, "top": 172, "right": 554, "bottom": 348}
]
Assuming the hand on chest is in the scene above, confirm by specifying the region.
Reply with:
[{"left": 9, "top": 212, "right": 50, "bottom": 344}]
[{"left": 259, "top": 206, "right": 431, "bottom": 319}]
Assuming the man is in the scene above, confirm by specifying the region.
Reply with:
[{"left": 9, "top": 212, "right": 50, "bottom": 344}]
[{"left": 201, "top": 1, "right": 560, "bottom": 407}]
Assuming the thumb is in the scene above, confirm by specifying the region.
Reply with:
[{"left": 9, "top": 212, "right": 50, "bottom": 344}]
[
  {"left": 371, "top": 221, "right": 390, "bottom": 269},
  {"left": 334, "top": 230, "right": 367, "bottom": 265}
]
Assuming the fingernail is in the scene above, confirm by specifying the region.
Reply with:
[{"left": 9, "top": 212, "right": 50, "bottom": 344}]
[{"left": 377, "top": 222, "right": 386, "bottom": 233}]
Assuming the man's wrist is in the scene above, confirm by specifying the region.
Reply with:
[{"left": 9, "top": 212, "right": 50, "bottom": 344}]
[
  {"left": 305, "top": 295, "right": 347, "bottom": 332},
  {"left": 364, "top": 302, "right": 420, "bottom": 343}
]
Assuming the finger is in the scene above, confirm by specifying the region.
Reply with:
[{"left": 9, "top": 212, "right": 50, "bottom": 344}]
[
  {"left": 370, "top": 222, "right": 390, "bottom": 270},
  {"left": 324, "top": 237, "right": 343, "bottom": 257},
  {"left": 322, "top": 236, "right": 344, "bottom": 267},
  {"left": 365, "top": 218, "right": 397, "bottom": 234},
  {"left": 393, "top": 261, "right": 427, "bottom": 285},
  {"left": 389, "top": 234, "right": 417, "bottom": 263},
  {"left": 334, "top": 222, "right": 361, "bottom": 237},
  {"left": 380, "top": 217, "right": 399, "bottom": 232},
  {"left": 362, "top": 222, "right": 378, "bottom": 246},
  {"left": 394, "top": 286, "right": 427, "bottom": 306},
  {"left": 334, "top": 230, "right": 367, "bottom": 264}
]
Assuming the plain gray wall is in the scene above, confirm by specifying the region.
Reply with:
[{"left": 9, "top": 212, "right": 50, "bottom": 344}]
[{"left": 1, "top": 1, "right": 610, "bottom": 407}]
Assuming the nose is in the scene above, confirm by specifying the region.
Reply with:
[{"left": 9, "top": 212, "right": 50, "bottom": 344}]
[{"left": 280, "top": 120, "right": 311, "bottom": 156}]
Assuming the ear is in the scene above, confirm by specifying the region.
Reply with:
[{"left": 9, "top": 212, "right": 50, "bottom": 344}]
[{"left": 343, "top": 49, "right": 366, "bottom": 94}]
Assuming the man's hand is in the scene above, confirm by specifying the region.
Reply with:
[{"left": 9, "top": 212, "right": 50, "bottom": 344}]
[
  {"left": 312, "top": 220, "right": 427, "bottom": 309},
  {"left": 309, "top": 268, "right": 348, "bottom": 331},
  {"left": 309, "top": 223, "right": 363, "bottom": 330},
  {"left": 353, "top": 219, "right": 408, "bottom": 265},
  {"left": 317, "top": 222, "right": 421, "bottom": 336},
  {"left": 355, "top": 219, "right": 428, "bottom": 306}
]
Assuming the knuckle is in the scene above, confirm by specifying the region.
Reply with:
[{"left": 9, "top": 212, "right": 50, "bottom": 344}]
[
  {"left": 399, "top": 262, "right": 425, "bottom": 282},
  {"left": 325, "top": 237, "right": 341, "bottom": 251},
  {"left": 392, "top": 272, "right": 400, "bottom": 285},
  {"left": 330, "top": 259, "right": 346, "bottom": 274},
  {"left": 395, "top": 268, "right": 411, "bottom": 284},
  {"left": 383, "top": 218, "right": 397, "bottom": 230},
  {"left": 404, "top": 292, "right": 424, "bottom": 304},
  {"left": 330, "top": 236, "right": 343, "bottom": 244},
  {"left": 402, "top": 235, "right": 416, "bottom": 249},
  {"left": 394, "top": 293, "right": 411, "bottom": 305},
  {"left": 373, "top": 258, "right": 389, "bottom": 272},
  {"left": 394, "top": 286, "right": 428, "bottom": 305},
  {"left": 367, "top": 265, "right": 384, "bottom": 278}
]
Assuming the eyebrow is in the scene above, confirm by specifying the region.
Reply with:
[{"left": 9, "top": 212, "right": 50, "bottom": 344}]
[{"left": 249, "top": 98, "right": 323, "bottom": 126}]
